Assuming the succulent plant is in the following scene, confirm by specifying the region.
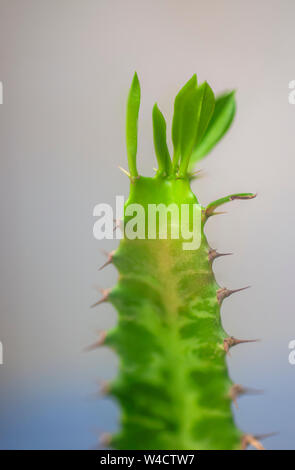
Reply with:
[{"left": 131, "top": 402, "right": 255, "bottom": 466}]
[{"left": 92, "top": 73, "right": 262, "bottom": 450}]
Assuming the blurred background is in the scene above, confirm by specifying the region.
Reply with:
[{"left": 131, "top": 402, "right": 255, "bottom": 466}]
[{"left": 0, "top": 0, "right": 294, "bottom": 449}]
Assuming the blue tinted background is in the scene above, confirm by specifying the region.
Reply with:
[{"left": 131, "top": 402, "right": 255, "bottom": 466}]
[{"left": 0, "top": 0, "right": 295, "bottom": 449}]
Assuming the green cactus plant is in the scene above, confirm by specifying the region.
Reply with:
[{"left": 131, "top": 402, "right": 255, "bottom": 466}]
[{"left": 92, "top": 73, "right": 262, "bottom": 450}]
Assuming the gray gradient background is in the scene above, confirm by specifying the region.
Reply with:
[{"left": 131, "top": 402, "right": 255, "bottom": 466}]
[{"left": 0, "top": 0, "right": 294, "bottom": 449}]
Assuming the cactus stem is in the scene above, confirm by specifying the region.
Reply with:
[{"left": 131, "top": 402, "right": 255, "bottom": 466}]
[
  {"left": 84, "top": 331, "right": 107, "bottom": 352},
  {"left": 208, "top": 248, "right": 233, "bottom": 262},
  {"left": 99, "top": 250, "right": 115, "bottom": 271},
  {"left": 223, "top": 336, "right": 259, "bottom": 355},
  {"left": 91, "top": 288, "right": 111, "bottom": 308},
  {"left": 100, "top": 75, "right": 259, "bottom": 450},
  {"left": 217, "top": 286, "right": 250, "bottom": 305}
]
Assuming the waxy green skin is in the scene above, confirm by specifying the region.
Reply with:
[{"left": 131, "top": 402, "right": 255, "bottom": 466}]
[
  {"left": 96, "top": 74, "right": 258, "bottom": 450},
  {"left": 105, "top": 176, "right": 242, "bottom": 450}
]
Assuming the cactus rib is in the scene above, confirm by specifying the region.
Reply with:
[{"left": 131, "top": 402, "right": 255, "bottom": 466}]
[{"left": 95, "top": 73, "right": 261, "bottom": 450}]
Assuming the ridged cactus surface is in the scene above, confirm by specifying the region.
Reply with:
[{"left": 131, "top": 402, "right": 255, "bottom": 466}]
[{"left": 93, "top": 73, "right": 261, "bottom": 450}]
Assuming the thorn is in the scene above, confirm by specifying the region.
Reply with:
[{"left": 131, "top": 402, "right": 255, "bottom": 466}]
[
  {"left": 113, "top": 218, "right": 123, "bottom": 232},
  {"left": 202, "top": 209, "right": 227, "bottom": 223},
  {"left": 241, "top": 434, "right": 265, "bottom": 450},
  {"left": 91, "top": 288, "right": 111, "bottom": 308},
  {"left": 217, "top": 286, "right": 250, "bottom": 305},
  {"left": 87, "top": 380, "right": 111, "bottom": 400},
  {"left": 118, "top": 166, "right": 140, "bottom": 184},
  {"left": 189, "top": 169, "right": 205, "bottom": 181},
  {"left": 99, "top": 432, "right": 112, "bottom": 448},
  {"left": 208, "top": 248, "right": 233, "bottom": 262},
  {"left": 229, "top": 384, "right": 263, "bottom": 408},
  {"left": 229, "top": 384, "right": 245, "bottom": 408},
  {"left": 224, "top": 336, "right": 259, "bottom": 355},
  {"left": 89, "top": 379, "right": 111, "bottom": 398},
  {"left": 98, "top": 250, "right": 115, "bottom": 271},
  {"left": 255, "top": 431, "right": 278, "bottom": 441},
  {"left": 118, "top": 166, "right": 131, "bottom": 178},
  {"left": 83, "top": 331, "right": 107, "bottom": 352},
  {"left": 210, "top": 211, "right": 227, "bottom": 216},
  {"left": 99, "top": 380, "right": 110, "bottom": 396},
  {"left": 93, "top": 380, "right": 110, "bottom": 396}
]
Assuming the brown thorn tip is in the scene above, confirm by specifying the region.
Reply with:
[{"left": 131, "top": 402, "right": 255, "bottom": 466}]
[
  {"left": 224, "top": 336, "right": 259, "bottom": 354},
  {"left": 208, "top": 248, "right": 233, "bottom": 262},
  {"left": 230, "top": 193, "right": 257, "bottom": 201},
  {"left": 241, "top": 434, "right": 265, "bottom": 450},
  {"left": 217, "top": 285, "right": 250, "bottom": 305},
  {"left": 84, "top": 331, "right": 107, "bottom": 352},
  {"left": 98, "top": 251, "right": 115, "bottom": 271},
  {"left": 99, "top": 432, "right": 112, "bottom": 447},
  {"left": 91, "top": 288, "right": 111, "bottom": 308}
]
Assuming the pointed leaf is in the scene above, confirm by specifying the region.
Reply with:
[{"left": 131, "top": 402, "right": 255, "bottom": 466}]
[
  {"left": 126, "top": 72, "right": 140, "bottom": 177},
  {"left": 194, "top": 81, "right": 215, "bottom": 146},
  {"left": 190, "top": 91, "right": 236, "bottom": 169},
  {"left": 179, "top": 82, "right": 215, "bottom": 175},
  {"left": 178, "top": 87, "right": 200, "bottom": 174},
  {"left": 172, "top": 75, "right": 197, "bottom": 169},
  {"left": 152, "top": 103, "right": 172, "bottom": 174}
]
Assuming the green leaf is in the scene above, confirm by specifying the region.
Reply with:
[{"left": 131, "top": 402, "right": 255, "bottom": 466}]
[
  {"left": 178, "top": 87, "right": 200, "bottom": 174},
  {"left": 179, "top": 82, "right": 215, "bottom": 176},
  {"left": 194, "top": 82, "right": 215, "bottom": 146},
  {"left": 126, "top": 72, "right": 141, "bottom": 177},
  {"left": 172, "top": 75, "right": 197, "bottom": 170},
  {"left": 152, "top": 103, "right": 172, "bottom": 175},
  {"left": 189, "top": 91, "right": 236, "bottom": 169}
]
